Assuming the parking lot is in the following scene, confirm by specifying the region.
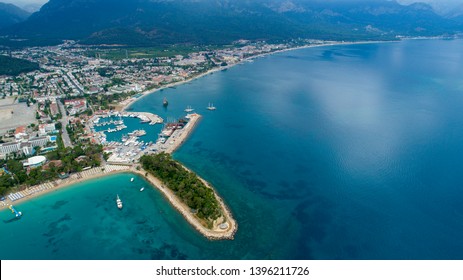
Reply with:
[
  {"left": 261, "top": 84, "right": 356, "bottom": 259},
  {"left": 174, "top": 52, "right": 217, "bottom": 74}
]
[{"left": 0, "top": 98, "right": 36, "bottom": 134}]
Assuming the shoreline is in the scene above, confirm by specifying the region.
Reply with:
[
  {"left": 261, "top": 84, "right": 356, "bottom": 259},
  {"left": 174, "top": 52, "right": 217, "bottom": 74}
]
[
  {"left": 133, "top": 167, "right": 237, "bottom": 240},
  {"left": 121, "top": 39, "right": 397, "bottom": 111},
  {"left": 121, "top": 63, "right": 235, "bottom": 111},
  {"left": 1, "top": 164, "right": 237, "bottom": 240},
  {"left": 0, "top": 165, "right": 132, "bottom": 210},
  {"left": 1, "top": 39, "right": 398, "bottom": 237}
]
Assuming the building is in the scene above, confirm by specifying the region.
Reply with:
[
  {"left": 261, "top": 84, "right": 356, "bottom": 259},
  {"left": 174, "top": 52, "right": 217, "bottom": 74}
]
[
  {"left": 14, "top": 126, "right": 27, "bottom": 140},
  {"left": 64, "top": 98, "right": 87, "bottom": 115},
  {"left": 23, "top": 156, "right": 47, "bottom": 168},
  {"left": 0, "top": 136, "right": 56, "bottom": 158},
  {"left": 50, "top": 102, "right": 59, "bottom": 116},
  {"left": 19, "top": 142, "right": 34, "bottom": 156},
  {"left": 39, "top": 123, "right": 57, "bottom": 136},
  {"left": 29, "top": 136, "right": 50, "bottom": 147},
  {"left": 0, "top": 142, "right": 22, "bottom": 156}
]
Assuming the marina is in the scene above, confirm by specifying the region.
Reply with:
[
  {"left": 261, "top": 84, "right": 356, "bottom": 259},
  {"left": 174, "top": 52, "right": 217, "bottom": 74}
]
[{"left": 87, "top": 108, "right": 202, "bottom": 165}]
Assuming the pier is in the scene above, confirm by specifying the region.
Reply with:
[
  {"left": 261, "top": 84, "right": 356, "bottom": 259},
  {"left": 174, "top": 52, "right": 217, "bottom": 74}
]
[{"left": 158, "top": 113, "right": 201, "bottom": 154}]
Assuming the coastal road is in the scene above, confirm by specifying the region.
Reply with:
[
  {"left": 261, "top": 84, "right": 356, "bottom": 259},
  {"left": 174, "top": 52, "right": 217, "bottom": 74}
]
[{"left": 57, "top": 100, "right": 73, "bottom": 148}]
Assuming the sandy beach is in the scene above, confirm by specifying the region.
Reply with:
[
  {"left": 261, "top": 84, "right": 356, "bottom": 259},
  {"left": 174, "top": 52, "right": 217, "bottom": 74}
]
[
  {"left": 1, "top": 163, "right": 237, "bottom": 240},
  {"left": 0, "top": 165, "right": 132, "bottom": 210}
]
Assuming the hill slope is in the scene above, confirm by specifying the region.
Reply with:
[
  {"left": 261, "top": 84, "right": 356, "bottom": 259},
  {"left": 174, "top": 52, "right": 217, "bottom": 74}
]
[{"left": 0, "top": 2, "right": 30, "bottom": 29}]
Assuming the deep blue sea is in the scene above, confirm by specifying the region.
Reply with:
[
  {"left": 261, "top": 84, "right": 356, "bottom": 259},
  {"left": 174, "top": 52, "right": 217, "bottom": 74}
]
[{"left": 2, "top": 39, "right": 463, "bottom": 259}]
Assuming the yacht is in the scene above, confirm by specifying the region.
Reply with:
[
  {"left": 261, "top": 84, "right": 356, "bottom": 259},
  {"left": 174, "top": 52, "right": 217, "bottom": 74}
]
[
  {"left": 130, "top": 177, "right": 134, "bottom": 182},
  {"left": 116, "top": 195, "right": 123, "bottom": 209},
  {"left": 184, "top": 105, "right": 194, "bottom": 112},
  {"left": 207, "top": 103, "right": 216, "bottom": 110},
  {"left": 163, "top": 97, "right": 168, "bottom": 107},
  {"left": 140, "top": 187, "right": 145, "bottom": 192}
]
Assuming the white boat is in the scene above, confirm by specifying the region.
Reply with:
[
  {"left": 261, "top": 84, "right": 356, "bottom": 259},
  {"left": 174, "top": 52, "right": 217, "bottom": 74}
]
[
  {"left": 140, "top": 187, "right": 145, "bottom": 192},
  {"left": 116, "top": 195, "right": 123, "bottom": 209},
  {"left": 157, "top": 136, "right": 167, "bottom": 144},
  {"left": 207, "top": 103, "right": 216, "bottom": 110},
  {"left": 130, "top": 177, "right": 134, "bottom": 182},
  {"left": 132, "top": 130, "right": 147, "bottom": 136},
  {"left": 184, "top": 105, "right": 194, "bottom": 112}
]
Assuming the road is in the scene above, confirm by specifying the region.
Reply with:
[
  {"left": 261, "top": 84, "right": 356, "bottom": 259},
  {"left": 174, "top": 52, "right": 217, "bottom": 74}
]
[{"left": 57, "top": 100, "right": 73, "bottom": 148}]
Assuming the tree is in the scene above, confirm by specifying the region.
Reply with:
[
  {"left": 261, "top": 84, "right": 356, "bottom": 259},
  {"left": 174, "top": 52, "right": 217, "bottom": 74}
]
[{"left": 140, "top": 153, "right": 222, "bottom": 223}]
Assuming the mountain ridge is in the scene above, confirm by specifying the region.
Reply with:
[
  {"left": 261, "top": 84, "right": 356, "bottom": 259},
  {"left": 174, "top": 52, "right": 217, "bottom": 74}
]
[
  {"left": 0, "top": 2, "right": 31, "bottom": 29},
  {"left": 1, "top": 0, "right": 461, "bottom": 47}
]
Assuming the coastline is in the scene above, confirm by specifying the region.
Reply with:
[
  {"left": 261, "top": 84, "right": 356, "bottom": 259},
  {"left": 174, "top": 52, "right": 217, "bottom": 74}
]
[
  {"left": 121, "top": 39, "right": 396, "bottom": 111},
  {"left": 133, "top": 167, "right": 237, "bottom": 240},
  {"left": 0, "top": 165, "right": 132, "bottom": 210},
  {"left": 121, "top": 63, "right": 235, "bottom": 111},
  {"left": 1, "top": 164, "right": 237, "bottom": 240}
]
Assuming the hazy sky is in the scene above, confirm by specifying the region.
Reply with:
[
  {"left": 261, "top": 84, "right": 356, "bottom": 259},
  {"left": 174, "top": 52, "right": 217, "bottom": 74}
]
[
  {"left": 5, "top": 0, "right": 47, "bottom": 5},
  {"left": 3, "top": 0, "right": 47, "bottom": 9}
]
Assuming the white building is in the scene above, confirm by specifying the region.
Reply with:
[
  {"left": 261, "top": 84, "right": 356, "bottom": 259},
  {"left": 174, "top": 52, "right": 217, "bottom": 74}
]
[
  {"left": 39, "top": 123, "right": 56, "bottom": 136},
  {"left": 23, "top": 156, "right": 47, "bottom": 168},
  {"left": 0, "top": 136, "right": 55, "bottom": 158}
]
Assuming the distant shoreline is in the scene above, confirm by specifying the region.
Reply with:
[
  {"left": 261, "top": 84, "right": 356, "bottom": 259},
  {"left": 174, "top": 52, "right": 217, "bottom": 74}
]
[{"left": 122, "top": 39, "right": 397, "bottom": 111}]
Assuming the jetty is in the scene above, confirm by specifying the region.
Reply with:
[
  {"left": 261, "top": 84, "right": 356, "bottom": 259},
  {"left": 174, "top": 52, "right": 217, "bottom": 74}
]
[{"left": 158, "top": 113, "right": 201, "bottom": 154}]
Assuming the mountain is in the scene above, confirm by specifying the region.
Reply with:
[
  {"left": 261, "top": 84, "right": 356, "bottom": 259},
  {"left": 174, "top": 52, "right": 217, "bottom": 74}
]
[
  {"left": 0, "top": 2, "right": 30, "bottom": 29},
  {"left": 398, "top": 0, "right": 462, "bottom": 16},
  {"left": 2, "top": 0, "right": 461, "bottom": 46}
]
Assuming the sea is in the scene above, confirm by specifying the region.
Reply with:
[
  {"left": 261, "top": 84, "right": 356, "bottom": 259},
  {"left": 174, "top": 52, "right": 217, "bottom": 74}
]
[{"left": 2, "top": 39, "right": 463, "bottom": 259}]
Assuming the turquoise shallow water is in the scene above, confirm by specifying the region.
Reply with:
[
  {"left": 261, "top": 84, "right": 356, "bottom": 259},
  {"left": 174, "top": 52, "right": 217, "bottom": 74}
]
[{"left": 2, "top": 39, "right": 463, "bottom": 259}]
